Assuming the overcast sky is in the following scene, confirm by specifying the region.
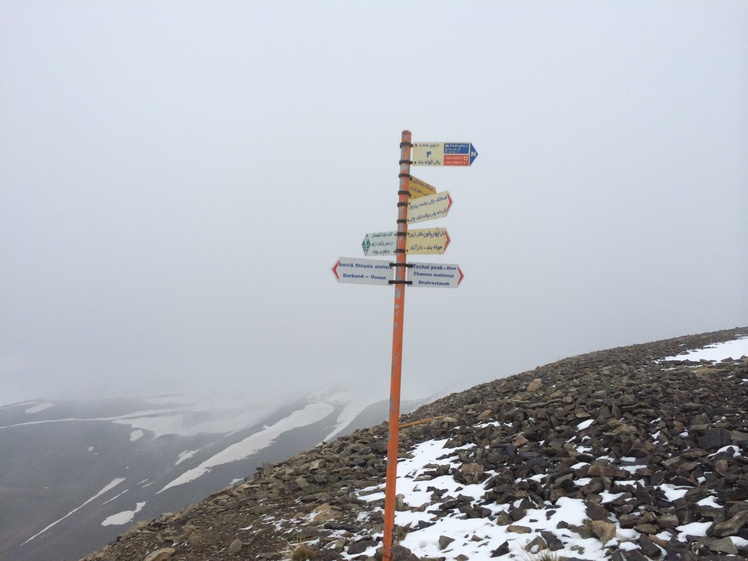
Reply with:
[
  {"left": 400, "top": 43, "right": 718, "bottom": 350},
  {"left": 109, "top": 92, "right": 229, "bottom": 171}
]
[{"left": 2, "top": 2, "right": 747, "bottom": 406}]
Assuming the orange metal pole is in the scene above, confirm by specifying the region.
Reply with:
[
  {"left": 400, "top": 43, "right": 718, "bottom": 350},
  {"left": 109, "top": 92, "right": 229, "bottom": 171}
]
[{"left": 382, "top": 130, "right": 411, "bottom": 561}]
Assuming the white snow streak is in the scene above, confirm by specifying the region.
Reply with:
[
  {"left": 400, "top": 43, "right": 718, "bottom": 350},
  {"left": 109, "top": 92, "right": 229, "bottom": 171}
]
[
  {"left": 22, "top": 478, "right": 125, "bottom": 544},
  {"left": 159, "top": 402, "right": 334, "bottom": 492}
]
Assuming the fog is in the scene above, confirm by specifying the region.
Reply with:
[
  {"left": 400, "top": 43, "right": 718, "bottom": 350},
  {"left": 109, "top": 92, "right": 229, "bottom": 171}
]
[{"left": 2, "top": 2, "right": 747, "bottom": 406}]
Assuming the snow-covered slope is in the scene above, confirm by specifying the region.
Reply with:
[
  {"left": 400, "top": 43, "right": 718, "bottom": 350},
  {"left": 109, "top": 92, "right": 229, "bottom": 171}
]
[{"left": 352, "top": 337, "right": 748, "bottom": 559}]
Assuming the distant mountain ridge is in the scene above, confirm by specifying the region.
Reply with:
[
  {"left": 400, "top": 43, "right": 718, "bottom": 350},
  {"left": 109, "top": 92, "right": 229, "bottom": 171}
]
[{"left": 0, "top": 388, "right": 426, "bottom": 561}]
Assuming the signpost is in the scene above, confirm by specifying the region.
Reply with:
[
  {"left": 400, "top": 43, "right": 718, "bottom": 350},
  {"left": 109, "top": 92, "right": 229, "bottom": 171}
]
[
  {"left": 407, "top": 191, "right": 452, "bottom": 224},
  {"left": 412, "top": 142, "right": 478, "bottom": 166},
  {"left": 409, "top": 262, "right": 464, "bottom": 288},
  {"left": 361, "top": 228, "right": 450, "bottom": 256},
  {"left": 332, "top": 131, "right": 477, "bottom": 561},
  {"left": 331, "top": 257, "right": 393, "bottom": 286}
]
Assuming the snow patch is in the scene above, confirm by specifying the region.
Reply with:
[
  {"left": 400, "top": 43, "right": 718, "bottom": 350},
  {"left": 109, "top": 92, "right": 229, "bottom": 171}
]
[
  {"left": 664, "top": 337, "right": 748, "bottom": 362},
  {"left": 129, "top": 430, "right": 144, "bottom": 441},
  {"left": 24, "top": 402, "right": 54, "bottom": 414},
  {"left": 676, "top": 521, "right": 711, "bottom": 540},
  {"left": 658, "top": 484, "right": 688, "bottom": 502},
  {"left": 159, "top": 401, "right": 334, "bottom": 492},
  {"left": 101, "top": 502, "right": 146, "bottom": 526}
]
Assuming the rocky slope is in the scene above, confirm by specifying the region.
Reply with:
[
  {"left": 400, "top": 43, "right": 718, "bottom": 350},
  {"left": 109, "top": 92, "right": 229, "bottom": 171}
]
[{"left": 80, "top": 327, "right": 748, "bottom": 561}]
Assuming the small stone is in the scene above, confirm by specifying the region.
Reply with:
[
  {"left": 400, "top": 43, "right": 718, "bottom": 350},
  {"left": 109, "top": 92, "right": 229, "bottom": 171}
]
[
  {"left": 395, "top": 493, "right": 406, "bottom": 511},
  {"left": 438, "top": 535, "right": 454, "bottom": 550},
  {"left": 143, "top": 549, "right": 176, "bottom": 561},
  {"left": 622, "top": 550, "right": 650, "bottom": 561},
  {"left": 347, "top": 539, "right": 377, "bottom": 555},
  {"left": 462, "top": 462, "right": 484, "bottom": 484},
  {"left": 588, "top": 520, "right": 617, "bottom": 543},
  {"left": 490, "top": 541, "right": 510, "bottom": 557},
  {"left": 509, "top": 507, "right": 527, "bottom": 521},
  {"left": 476, "top": 408, "right": 493, "bottom": 421},
  {"left": 634, "top": 523, "right": 659, "bottom": 535},
  {"left": 637, "top": 535, "right": 661, "bottom": 559},
  {"left": 312, "top": 503, "right": 340, "bottom": 523},
  {"left": 585, "top": 502, "right": 610, "bottom": 521},
  {"left": 229, "top": 539, "right": 243, "bottom": 555},
  {"left": 656, "top": 513, "right": 680, "bottom": 529},
  {"left": 391, "top": 544, "right": 418, "bottom": 561},
  {"left": 540, "top": 530, "right": 565, "bottom": 551},
  {"left": 523, "top": 535, "right": 546, "bottom": 553},
  {"left": 527, "top": 378, "right": 543, "bottom": 392},
  {"left": 713, "top": 509, "right": 748, "bottom": 537},
  {"left": 698, "top": 428, "right": 732, "bottom": 450},
  {"left": 708, "top": 537, "right": 738, "bottom": 554}
]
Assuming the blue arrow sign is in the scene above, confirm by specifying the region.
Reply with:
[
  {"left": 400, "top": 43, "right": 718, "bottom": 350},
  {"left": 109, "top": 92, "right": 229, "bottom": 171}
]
[{"left": 412, "top": 142, "right": 478, "bottom": 166}]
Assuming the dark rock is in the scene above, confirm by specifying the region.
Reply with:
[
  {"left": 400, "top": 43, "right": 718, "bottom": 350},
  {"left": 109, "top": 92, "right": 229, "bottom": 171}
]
[
  {"left": 620, "top": 551, "right": 649, "bottom": 561},
  {"left": 713, "top": 510, "right": 748, "bottom": 537},
  {"left": 397, "top": 545, "right": 421, "bottom": 561},
  {"left": 490, "top": 541, "right": 510, "bottom": 557},
  {"left": 539, "top": 530, "right": 564, "bottom": 551},
  {"left": 656, "top": 513, "right": 680, "bottom": 529},
  {"left": 664, "top": 541, "right": 698, "bottom": 561},
  {"left": 708, "top": 537, "right": 739, "bottom": 554},
  {"left": 347, "top": 539, "right": 378, "bottom": 555},
  {"left": 699, "top": 428, "right": 732, "bottom": 450},
  {"left": 637, "top": 534, "right": 662, "bottom": 558},
  {"left": 585, "top": 502, "right": 610, "bottom": 521},
  {"left": 437, "top": 536, "right": 454, "bottom": 550}
]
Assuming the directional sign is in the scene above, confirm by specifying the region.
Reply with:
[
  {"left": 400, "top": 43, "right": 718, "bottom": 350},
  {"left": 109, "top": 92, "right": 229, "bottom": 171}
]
[
  {"left": 412, "top": 142, "right": 478, "bottom": 167},
  {"left": 361, "top": 231, "right": 399, "bottom": 256},
  {"left": 409, "top": 262, "right": 464, "bottom": 288},
  {"left": 409, "top": 176, "right": 437, "bottom": 199},
  {"left": 362, "top": 228, "right": 450, "bottom": 256},
  {"left": 332, "top": 257, "right": 393, "bottom": 286},
  {"left": 406, "top": 228, "right": 450, "bottom": 254},
  {"left": 408, "top": 191, "right": 452, "bottom": 224}
]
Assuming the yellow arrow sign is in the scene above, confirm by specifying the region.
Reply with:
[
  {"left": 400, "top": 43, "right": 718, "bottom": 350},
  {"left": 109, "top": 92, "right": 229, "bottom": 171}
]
[
  {"left": 408, "top": 176, "right": 436, "bottom": 199},
  {"left": 408, "top": 191, "right": 452, "bottom": 224}
]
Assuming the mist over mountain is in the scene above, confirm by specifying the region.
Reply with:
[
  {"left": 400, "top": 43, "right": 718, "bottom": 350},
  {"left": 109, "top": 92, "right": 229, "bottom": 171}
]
[
  {"left": 0, "top": 389, "right": 427, "bottom": 561},
  {"left": 75, "top": 326, "right": 748, "bottom": 561},
  {"left": 3, "top": 327, "right": 747, "bottom": 561}
]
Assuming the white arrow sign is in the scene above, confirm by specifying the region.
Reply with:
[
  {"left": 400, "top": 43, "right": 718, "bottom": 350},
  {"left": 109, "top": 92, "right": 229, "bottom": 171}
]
[
  {"left": 331, "top": 257, "right": 393, "bottom": 286},
  {"left": 409, "top": 262, "right": 464, "bottom": 288}
]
